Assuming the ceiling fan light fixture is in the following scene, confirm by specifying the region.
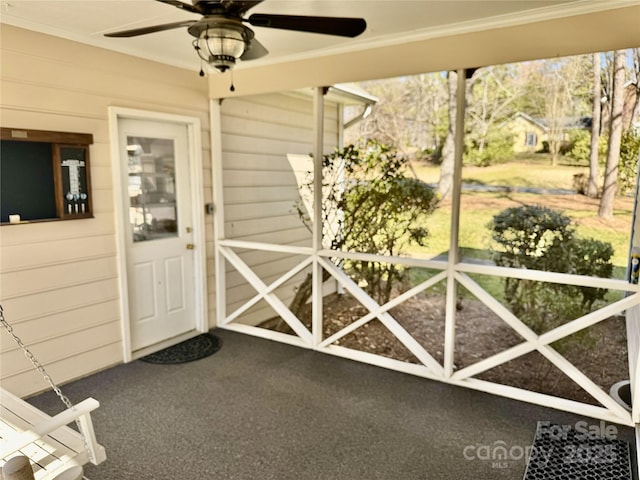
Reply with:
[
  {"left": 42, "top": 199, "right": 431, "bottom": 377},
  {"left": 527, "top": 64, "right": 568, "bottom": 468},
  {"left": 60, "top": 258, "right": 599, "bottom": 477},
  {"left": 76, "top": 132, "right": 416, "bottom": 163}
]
[
  {"left": 104, "top": 1, "right": 366, "bottom": 78},
  {"left": 194, "top": 25, "right": 246, "bottom": 73}
]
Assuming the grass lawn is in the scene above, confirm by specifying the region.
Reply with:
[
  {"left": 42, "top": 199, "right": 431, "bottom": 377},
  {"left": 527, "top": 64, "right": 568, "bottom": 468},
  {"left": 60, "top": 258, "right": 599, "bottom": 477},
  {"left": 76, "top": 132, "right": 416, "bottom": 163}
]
[
  {"left": 412, "top": 154, "right": 589, "bottom": 190},
  {"left": 407, "top": 158, "right": 634, "bottom": 276}
]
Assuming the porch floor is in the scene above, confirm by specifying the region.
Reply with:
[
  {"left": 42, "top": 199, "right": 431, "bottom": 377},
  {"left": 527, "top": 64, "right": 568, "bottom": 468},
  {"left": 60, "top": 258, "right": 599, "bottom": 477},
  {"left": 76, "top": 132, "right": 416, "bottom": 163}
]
[{"left": 28, "top": 329, "right": 637, "bottom": 480}]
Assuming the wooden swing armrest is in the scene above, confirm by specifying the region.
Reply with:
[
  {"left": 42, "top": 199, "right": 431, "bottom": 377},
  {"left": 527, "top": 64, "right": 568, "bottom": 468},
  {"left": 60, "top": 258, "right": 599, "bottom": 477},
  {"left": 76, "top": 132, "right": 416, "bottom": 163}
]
[{"left": 1, "top": 397, "right": 105, "bottom": 464}]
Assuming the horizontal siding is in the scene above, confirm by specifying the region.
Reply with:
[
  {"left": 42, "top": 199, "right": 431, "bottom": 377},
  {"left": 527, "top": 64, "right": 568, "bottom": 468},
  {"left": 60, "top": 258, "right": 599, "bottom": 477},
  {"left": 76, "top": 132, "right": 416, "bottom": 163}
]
[
  {"left": 2, "top": 343, "right": 123, "bottom": 399},
  {"left": 1, "top": 234, "right": 117, "bottom": 272},
  {"left": 0, "top": 25, "right": 211, "bottom": 397},
  {"left": 225, "top": 201, "right": 299, "bottom": 222},
  {"left": 1, "top": 257, "right": 119, "bottom": 299},
  {"left": 0, "top": 216, "right": 116, "bottom": 249},
  {"left": 2, "top": 279, "right": 120, "bottom": 325},
  {"left": 0, "top": 300, "right": 120, "bottom": 352},
  {"left": 2, "top": 321, "right": 121, "bottom": 378},
  {"left": 222, "top": 169, "right": 300, "bottom": 187},
  {"left": 219, "top": 93, "right": 339, "bottom": 326},
  {"left": 223, "top": 185, "right": 301, "bottom": 205}
]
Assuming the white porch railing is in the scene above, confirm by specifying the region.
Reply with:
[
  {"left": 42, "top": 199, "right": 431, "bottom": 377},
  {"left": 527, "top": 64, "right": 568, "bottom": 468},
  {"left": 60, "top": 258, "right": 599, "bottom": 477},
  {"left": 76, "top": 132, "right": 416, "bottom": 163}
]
[{"left": 217, "top": 238, "right": 640, "bottom": 426}]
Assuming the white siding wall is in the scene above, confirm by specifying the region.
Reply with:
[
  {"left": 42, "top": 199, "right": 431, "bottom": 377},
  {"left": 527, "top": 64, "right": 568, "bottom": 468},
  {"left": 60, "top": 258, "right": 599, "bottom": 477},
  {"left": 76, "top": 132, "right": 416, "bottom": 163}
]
[
  {"left": 220, "top": 92, "right": 339, "bottom": 325},
  {"left": 0, "top": 26, "right": 211, "bottom": 397}
]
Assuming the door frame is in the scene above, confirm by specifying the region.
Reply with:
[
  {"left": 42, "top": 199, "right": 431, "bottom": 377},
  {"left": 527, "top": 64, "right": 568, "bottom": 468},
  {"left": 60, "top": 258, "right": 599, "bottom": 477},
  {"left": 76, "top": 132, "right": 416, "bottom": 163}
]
[{"left": 108, "top": 107, "right": 207, "bottom": 362}]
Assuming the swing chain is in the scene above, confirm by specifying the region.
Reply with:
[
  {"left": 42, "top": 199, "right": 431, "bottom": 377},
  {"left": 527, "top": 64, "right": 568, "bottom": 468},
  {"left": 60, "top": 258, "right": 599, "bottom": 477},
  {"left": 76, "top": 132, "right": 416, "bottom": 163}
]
[{"left": 0, "top": 304, "right": 93, "bottom": 462}]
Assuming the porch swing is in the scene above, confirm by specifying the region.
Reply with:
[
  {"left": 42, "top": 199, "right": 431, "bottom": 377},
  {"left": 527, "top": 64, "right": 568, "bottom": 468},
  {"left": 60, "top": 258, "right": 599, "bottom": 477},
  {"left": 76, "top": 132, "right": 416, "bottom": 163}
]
[{"left": 0, "top": 306, "right": 106, "bottom": 480}]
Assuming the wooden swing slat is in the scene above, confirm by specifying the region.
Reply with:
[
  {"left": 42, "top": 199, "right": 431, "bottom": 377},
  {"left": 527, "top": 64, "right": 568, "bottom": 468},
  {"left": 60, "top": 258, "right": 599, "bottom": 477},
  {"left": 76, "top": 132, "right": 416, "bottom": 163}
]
[
  {"left": 0, "top": 405, "right": 80, "bottom": 479},
  {"left": 0, "top": 388, "right": 105, "bottom": 480}
]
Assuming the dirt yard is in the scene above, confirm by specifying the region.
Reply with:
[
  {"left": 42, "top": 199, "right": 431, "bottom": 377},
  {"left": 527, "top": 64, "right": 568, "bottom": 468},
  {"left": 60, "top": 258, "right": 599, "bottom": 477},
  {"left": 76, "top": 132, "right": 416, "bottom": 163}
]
[{"left": 296, "top": 291, "right": 629, "bottom": 406}]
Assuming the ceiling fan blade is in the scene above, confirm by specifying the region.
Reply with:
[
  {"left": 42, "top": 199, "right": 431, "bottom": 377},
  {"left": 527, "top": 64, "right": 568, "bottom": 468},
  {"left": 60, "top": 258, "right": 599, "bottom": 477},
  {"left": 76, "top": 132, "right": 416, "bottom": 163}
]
[
  {"left": 155, "top": 0, "right": 202, "bottom": 14},
  {"left": 221, "top": 0, "right": 264, "bottom": 15},
  {"left": 240, "top": 38, "right": 269, "bottom": 61},
  {"left": 248, "top": 13, "right": 366, "bottom": 37},
  {"left": 104, "top": 20, "right": 196, "bottom": 38}
]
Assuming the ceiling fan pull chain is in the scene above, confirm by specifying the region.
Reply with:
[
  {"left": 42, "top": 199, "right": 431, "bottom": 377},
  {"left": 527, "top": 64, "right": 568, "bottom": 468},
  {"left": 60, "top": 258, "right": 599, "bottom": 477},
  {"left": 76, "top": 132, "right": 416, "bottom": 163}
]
[{"left": 230, "top": 70, "right": 235, "bottom": 92}]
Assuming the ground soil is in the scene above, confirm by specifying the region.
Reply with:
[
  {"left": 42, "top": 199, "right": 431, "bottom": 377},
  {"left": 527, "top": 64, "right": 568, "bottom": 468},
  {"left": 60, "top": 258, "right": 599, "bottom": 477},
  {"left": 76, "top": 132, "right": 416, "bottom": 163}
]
[
  {"left": 260, "top": 193, "right": 633, "bottom": 407},
  {"left": 293, "top": 291, "right": 629, "bottom": 406}
]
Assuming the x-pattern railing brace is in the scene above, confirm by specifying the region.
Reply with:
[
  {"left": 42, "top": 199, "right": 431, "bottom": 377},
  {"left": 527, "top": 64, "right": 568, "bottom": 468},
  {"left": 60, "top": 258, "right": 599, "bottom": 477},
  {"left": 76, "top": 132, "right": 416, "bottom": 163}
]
[
  {"left": 318, "top": 257, "right": 445, "bottom": 376},
  {"left": 453, "top": 271, "right": 637, "bottom": 420},
  {"left": 218, "top": 246, "right": 313, "bottom": 344}
]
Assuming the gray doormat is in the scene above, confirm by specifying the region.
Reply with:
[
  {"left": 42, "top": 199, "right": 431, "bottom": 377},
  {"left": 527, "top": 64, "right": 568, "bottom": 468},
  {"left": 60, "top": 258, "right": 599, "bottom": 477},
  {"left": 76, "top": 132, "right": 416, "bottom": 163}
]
[
  {"left": 523, "top": 421, "right": 631, "bottom": 479},
  {"left": 140, "top": 333, "right": 221, "bottom": 364}
]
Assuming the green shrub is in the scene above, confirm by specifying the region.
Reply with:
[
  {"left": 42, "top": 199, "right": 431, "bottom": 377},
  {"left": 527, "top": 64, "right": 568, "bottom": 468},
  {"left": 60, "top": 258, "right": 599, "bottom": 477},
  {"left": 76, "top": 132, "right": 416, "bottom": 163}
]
[
  {"left": 566, "top": 238, "right": 613, "bottom": 309},
  {"left": 567, "top": 130, "right": 608, "bottom": 166},
  {"left": 618, "top": 129, "right": 640, "bottom": 195},
  {"left": 464, "top": 130, "right": 514, "bottom": 167},
  {"left": 339, "top": 142, "right": 438, "bottom": 303},
  {"left": 567, "top": 130, "right": 590, "bottom": 163},
  {"left": 490, "top": 205, "right": 614, "bottom": 338},
  {"left": 491, "top": 205, "right": 573, "bottom": 274},
  {"left": 290, "top": 141, "right": 438, "bottom": 311}
]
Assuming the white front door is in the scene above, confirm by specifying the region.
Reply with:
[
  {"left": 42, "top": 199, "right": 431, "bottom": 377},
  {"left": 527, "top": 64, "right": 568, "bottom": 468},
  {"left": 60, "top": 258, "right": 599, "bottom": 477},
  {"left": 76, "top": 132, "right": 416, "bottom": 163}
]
[{"left": 117, "top": 118, "right": 197, "bottom": 352}]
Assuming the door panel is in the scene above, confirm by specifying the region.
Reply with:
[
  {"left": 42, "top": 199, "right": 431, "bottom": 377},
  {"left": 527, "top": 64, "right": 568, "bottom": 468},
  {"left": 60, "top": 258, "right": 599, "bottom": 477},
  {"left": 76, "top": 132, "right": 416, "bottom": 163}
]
[
  {"left": 134, "top": 262, "right": 157, "bottom": 322},
  {"left": 165, "top": 256, "right": 185, "bottom": 313},
  {"left": 118, "top": 118, "right": 196, "bottom": 351}
]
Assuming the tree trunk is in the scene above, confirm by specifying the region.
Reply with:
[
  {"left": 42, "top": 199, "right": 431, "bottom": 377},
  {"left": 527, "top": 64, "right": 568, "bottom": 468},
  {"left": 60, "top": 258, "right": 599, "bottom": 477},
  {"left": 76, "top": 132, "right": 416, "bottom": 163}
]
[
  {"left": 437, "top": 70, "right": 458, "bottom": 199},
  {"left": 587, "top": 52, "right": 602, "bottom": 198},
  {"left": 598, "top": 50, "right": 626, "bottom": 219},
  {"left": 288, "top": 272, "right": 314, "bottom": 318},
  {"left": 288, "top": 269, "right": 334, "bottom": 319},
  {"left": 631, "top": 49, "right": 640, "bottom": 130}
]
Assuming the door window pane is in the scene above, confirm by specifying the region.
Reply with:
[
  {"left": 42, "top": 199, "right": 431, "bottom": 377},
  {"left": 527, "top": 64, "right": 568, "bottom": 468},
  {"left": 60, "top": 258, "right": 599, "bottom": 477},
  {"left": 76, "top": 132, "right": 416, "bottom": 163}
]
[{"left": 127, "top": 137, "right": 178, "bottom": 242}]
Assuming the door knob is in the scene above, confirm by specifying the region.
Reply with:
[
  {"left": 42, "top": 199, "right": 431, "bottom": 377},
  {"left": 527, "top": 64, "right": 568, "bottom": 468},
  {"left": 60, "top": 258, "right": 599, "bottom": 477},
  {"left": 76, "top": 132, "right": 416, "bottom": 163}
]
[{"left": 186, "top": 243, "right": 195, "bottom": 250}]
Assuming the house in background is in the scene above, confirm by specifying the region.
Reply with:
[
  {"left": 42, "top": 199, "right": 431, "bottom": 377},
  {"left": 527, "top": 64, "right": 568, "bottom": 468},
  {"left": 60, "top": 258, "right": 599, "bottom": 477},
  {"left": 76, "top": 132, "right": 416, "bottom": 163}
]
[
  {"left": 508, "top": 112, "right": 594, "bottom": 154},
  {"left": 1, "top": 0, "right": 640, "bottom": 440},
  {"left": 510, "top": 112, "right": 548, "bottom": 153}
]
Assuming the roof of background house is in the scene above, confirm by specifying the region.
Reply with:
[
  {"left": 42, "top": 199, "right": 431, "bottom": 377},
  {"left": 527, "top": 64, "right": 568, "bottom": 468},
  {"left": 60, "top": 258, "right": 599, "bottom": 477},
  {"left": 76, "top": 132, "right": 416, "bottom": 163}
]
[{"left": 513, "top": 112, "right": 592, "bottom": 131}]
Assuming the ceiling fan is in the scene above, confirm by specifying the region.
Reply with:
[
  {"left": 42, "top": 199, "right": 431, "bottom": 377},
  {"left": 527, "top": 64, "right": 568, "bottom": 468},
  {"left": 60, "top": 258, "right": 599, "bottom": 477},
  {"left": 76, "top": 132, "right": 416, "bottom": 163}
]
[{"left": 105, "top": 0, "right": 367, "bottom": 74}]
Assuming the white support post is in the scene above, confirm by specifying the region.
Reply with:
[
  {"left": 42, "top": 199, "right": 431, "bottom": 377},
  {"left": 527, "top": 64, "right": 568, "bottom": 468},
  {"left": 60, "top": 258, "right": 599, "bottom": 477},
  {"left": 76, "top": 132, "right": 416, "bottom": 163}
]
[
  {"left": 210, "top": 99, "right": 227, "bottom": 327},
  {"left": 443, "top": 69, "right": 467, "bottom": 377},
  {"left": 312, "top": 87, "right": 325, "bottom": 347}
]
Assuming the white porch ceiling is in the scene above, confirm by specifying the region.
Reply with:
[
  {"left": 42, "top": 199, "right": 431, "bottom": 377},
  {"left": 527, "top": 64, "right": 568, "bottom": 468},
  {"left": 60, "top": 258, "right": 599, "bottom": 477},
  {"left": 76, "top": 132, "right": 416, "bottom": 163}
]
[{"left": 0, "top": 0, "right": 633, "bottom": 74}]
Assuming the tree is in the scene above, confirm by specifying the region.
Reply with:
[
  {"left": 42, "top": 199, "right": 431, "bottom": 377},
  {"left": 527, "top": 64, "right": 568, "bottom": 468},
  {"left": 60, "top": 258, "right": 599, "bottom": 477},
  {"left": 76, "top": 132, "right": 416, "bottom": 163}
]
[
  {"left": 346, "top": 75, "right": 448, "bottom": 161},
  {"left": 403, "top": 73, "right": 449, "bottom": 157},
  {"left": 587, "top": 53, "right": 602, "bottom": 197},
  {"left": 437, "top": 70, "right": 458, "bottom": 199},
  {"left": 523, "top": 56, "right": 591, "bottom": 165},
  {"left": 348, "top": 79, "right": 412, "bottom": 152},
  {"left": 464, "top": 64, "right": 522, "bottom": 166},
  {"left": 618, "top": 129, "right": 640, "bottom": 196},
  {"left": 629, "top": 48, "right": 640, "bottom": 130},
  {"left": 599, "top": 50, "right": 626, "bottom": 219}
]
